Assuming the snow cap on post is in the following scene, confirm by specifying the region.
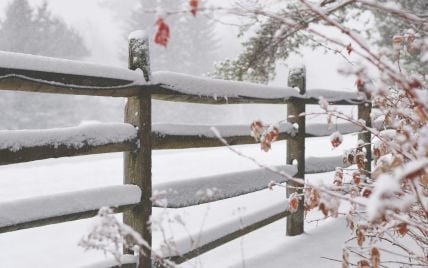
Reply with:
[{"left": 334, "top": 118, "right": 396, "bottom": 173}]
[
  {"left": 128, "top": 30, "right": 147, "bottom": 41},
  {"left": 288, "top": 64, "right": 306, "bottom": 95},
  {"left": 128, "top": 30, "right": 151, "bottom": 82}
]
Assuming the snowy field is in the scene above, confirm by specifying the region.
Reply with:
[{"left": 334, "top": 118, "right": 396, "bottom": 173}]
[{"left": 0, "top": 133, "right": 359, "bottom": 268}]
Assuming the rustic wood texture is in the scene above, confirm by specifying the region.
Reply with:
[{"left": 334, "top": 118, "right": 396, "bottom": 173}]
[
  {"left": 0, "top": 204, "right": 135, "bottom": 234},
  {"left": 152, "top": 87, "right": 366, "bottom": 105},
  {"left": 286, "top": 67, "right": 306, "bottom": 236},
  {"left": 0, "top": 123, "right": 365, "bottom": 166},
  {"left": 124, "top": 34, "right": 152, "bottom": 268},
  {"left": 152, "top": 132, "right": 293, "bottom": 149},
  {"left": 0, "top": 66, "right": 366, "bottom": 105},
  {"left": 0, "top": 68, "right": 154, "bottom": 97},
  {"left": 358, "top": 101, "right": 372, "bottom": 177},
  {"left": 0, "top": 141, "right": 136, "bottom": 165},
  {"left": 0, "top": 72, "right": 368, "bottom": 103},
  {"left": 112, "top": 264, "right": 137, "bottom": 268}
]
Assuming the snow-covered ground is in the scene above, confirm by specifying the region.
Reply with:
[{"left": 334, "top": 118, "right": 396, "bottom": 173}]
[{"left": 0, "top": 132, "right": 359, "bottom": 267}]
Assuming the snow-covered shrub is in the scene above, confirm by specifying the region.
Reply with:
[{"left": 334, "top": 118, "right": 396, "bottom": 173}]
[{"left": 242, "top": 1, "right": 428, "bottom": 266}]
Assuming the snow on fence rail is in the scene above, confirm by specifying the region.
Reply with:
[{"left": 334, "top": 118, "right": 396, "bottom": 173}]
[
  {"left": 0, "top": 155, "right": 343, "bottom": 234},
  {"left": 152, "top": 71, "right": 367, "bottom": 105},
  {"left": 0, "top": 123, "right": 137, "bottom": 165},
  {"left": 0, "top": 52, "right": 367, "bottom": 105},
  {"left": 0, "top": 185, "right": 141, "bottom": 233},
  {"left": 0, "top": 33, "right": 373, "bottom": 268},
  {"left": 154, "top": 165, "right": 298, "bottom": 208},
  {"left": 154, "top": 155, "right": 352, "bottom": 208},
  {"left": 0, "top": 120, "right": 378, "bottom": 165}
]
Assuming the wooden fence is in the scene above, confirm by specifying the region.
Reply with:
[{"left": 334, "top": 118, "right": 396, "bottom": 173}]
[{"left": 0, "top": 33, "right": 372, "bottom": 268}]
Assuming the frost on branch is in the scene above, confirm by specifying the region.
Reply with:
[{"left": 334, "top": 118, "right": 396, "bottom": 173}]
[
  {"left": 318, "top": 193, "right": 340, "bottom": 218},
  {"left": 366, "top": 174, "right": 401, "bottom": 222},
  {"left": 329, "top": 131, "right": 343, "bottom": 148},
  {"left": 185, "top": 0, "right": 428, "bottom": 266},
  {"left": 260, "top": 125, "right": 279, "bottom": 152},
  {"left": 250, "top": 120, "right": 279, "bottom": 152},
  {"left": 352, "top": 171, "right": 361, "bottom": 185},
  {"left": 304, "top": 187, "right": 320, "bottom": 212},
  {"left": 250, "top": 120, "right": 263, "bottom": 141},
  {"left": 373, "top": 140, "right": 388, "bottom": 163},
  {"left": 318, "top": 96, "right": 329, "bottom": 111},
  {"left": 79, "top": 207, "right": 148, "bottom": 264},
  {"left": 333, "top": 167, "right": 343, "bottom": 186}
]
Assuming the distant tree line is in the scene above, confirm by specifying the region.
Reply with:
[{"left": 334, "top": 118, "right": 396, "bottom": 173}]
[{"left": 0, "top": 0, "right": 110, "bottom": 130}]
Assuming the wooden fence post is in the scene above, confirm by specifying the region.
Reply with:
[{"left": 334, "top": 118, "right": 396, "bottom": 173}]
[
  {"left": 358, "top": 101, "right": 372, "bottom": 177},
  {"left": 124, "top": 31, "right": 152, "bottom": 268},
  {"left": 286, "top": 66, "right": 306, "bottom": 236}
]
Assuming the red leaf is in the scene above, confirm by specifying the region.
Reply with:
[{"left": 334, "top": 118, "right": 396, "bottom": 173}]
[
  {"left": 356, "top": 227, "right": 365, "bottom": 246},
  {"left": 357, "top": 260, "right": 370, "bottom": 268},
  {"left": 154, "top": 17, "right": 170, "bottom": 47},
  {"left": 288, "top": 193, "right": 299, "bottom": 213},
  {"left": 371, "top": 247, "right": 380, "bottom": 268},
  {"left": 346, "top": 43, "right": 352, "bottom": 55},
  {"left": 330, "top": 131, "right": 343, "bottom": 148},
  {"left": 190, "top": 0, "right": 198, "bottom": 16},
  {"left": 361, "top": 187, "right": 372, "bottom": 198},
  {"left": 355, "top": 78, "right": 364, "bottom": 91},
  {"left": 250, "top": 120, "right": 263, "bottom": 141},
  {"left": 408, "top": 79, "right": 422, "bottom": 89},
  {"left": 396, "top": 223, "right": 408, "bottom": 236},
  {"left": 352, "top": 171, "right": 361, "bottom": 185}
]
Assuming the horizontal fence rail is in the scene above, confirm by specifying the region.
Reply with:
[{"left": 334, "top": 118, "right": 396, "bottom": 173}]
[
  {"left": 0, "top": 52, "right": 367, "bottom": 105},
  {"left": 0, "top": 52, "right": 150, "bottom": 97},
  {"left": 0, "top": 154, "right": 350, "bottom": 233},
  {"left": 151, "top": 71, "right": 368, "bottom": 105},
  {"left": 0, "top": 120, "right": 383, "bottom": 165},
  {"left": 153, "top": 165, "right": 297, "bottom": 208},
  {"left": 0, "top": 123, "right": 137, "bottom": 165},
  {"left": 0, "top": 185, "right": 141, "bottom": 233}
]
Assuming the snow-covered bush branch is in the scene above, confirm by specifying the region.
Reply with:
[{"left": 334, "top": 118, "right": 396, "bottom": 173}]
[{"left": 238, "top": 1, "right": 427, "bottom": 266}]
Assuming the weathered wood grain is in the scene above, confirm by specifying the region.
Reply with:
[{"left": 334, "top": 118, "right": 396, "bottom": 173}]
[
  {"left": 0, "top": 204, "right": 135, "bottom": 234},
  {"left": 286, "top": 67, "right": 306, "bottom": 236},
  {"left": 124, "top": 34, "right": 152, "bottom": 268},
  {"left": 152, "top": 87, "right": 366, "bottom": 105},
  {"left": 0, "top": 142, "right": 135, "bottom": 165},
  {"left": 358, "top": 101, "right": 372, "bottom": 177},
  {"left": 0, "top": 68, "right": 154, "bottom": 97}
]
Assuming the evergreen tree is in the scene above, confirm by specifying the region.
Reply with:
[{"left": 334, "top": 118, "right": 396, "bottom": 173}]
[
  {"left": 32, "top": 2, "right": 89, "bottom": 59},
  {"left": 0, "top": 0, "right": 90, "bottom": 129},
  {"left": 371, "top": 0, "right": 428, "bottom": 79},
  {"left": 0, "top": 0, "right": 34, "bottom": 54},
  {"left": 0, "top": 0, "right": 89, "bottom": 59},
  {"left": 213, "top": 0, "right": 427, "bottom": 83}
]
